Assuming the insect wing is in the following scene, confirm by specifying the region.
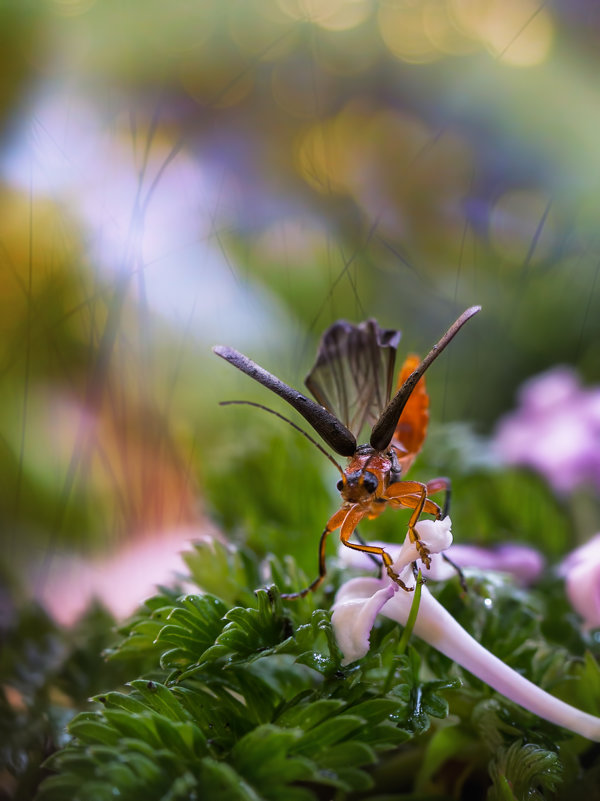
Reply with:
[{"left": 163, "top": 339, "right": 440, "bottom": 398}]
[
  {"left": 391, "top": 354, "right": 429, "bottom": 474},
  {"left": 305, "top": 319, "right": 401, "bottom": 438}
]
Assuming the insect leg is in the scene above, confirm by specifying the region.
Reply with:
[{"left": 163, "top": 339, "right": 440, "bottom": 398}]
[
  {"left": 354, "top": 528, "right": 383, "bottom": 570},
  {"left": 339, "top": 505, "right": 413, "bottom": 592},
  {"left": 280, "top": 506, "right": 347, "bottom": 600},
  {"left": 384, "top": 484, "right": 441, "bottom": 518},
  {"left": 441, "top": 551, "right": 468, "bottom": 592},
  {"left": 383, "top": 480, "right": 438, "bottom": 569},
  {"left": 426, "top": 476, "right": 451, "bottom": 518}
]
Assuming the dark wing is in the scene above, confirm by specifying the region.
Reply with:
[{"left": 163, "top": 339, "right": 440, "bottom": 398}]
[{"left": 305, "top": 319, "right": 401, "bottom": 438}]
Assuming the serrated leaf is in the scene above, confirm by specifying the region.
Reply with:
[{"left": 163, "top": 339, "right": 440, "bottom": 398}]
[
  {"left": 229, "top": 666, "right": 281, "bottom": 724},
  {"left": 92, "top": 690, "right": 148, "bottom": 714},
  {"left": 173, "top": 683, "right": 254, "bottom": 748},
  {"left": 182, "top": 540, "right": 257, "bottom": 607},
  {"left": 324, "top": 765, "right": 373, "bottom": 792},
  {"left": 276, "top": 698, "right": 346, "bottom": 729},
  {"left": 348, "top": 698, "right": 406, "bottom": 726},
  {"left": 102, "top": 709, "right": 162, "bottom": 745},
  {"left": 199, "top": 757, "right": 264, "bottom": 801},
  {"left": 291, "top": 714, "right": 366, "bottom": 756},
  {"left": 489, "top": 741, "right": 563, "bottom": 801},
  {"left": 232, "top": 724, "right": 314, "bottom": 787},
  {"left": 361, "top": 720, "right": 411, "bottom": 749},
  {"left": 129, "top": 680, "right": 190, "bottom": 722},
  {"left": 151, "top": 716, "right": 205, "bottom": 758},
  {"left": 197, "top": 590, "right": 293, "bottom": 665},
  {"left": 67, "top": 717, "right": 120, "bottom": 747},
  {"left": 107, "top": 601, "right": 177, "bottom": 660},
  {"left": 318, "top": 740, "right": 376, "bottom": 769}
]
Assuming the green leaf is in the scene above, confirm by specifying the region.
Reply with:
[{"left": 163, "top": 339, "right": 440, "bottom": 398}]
[
  {"left": 106, "top": 604, "right": 174, "bottom": 661},
  {"left": 318, "top": 740, "right": 376, "bottom": 769},
  {"left": 196, "top": 587, "right": 293, "bottom": 665},
  {"left": 276, "top": 698, "right": 346, "bottom": 729},
  {"left": 291, "top": 715, "right": 367, "bottom": 756},
  {"left": 347, "top": 698, "right": 406, "bottom": 726},
  {"left": 199, "top": 758, "right": 264, "bottom": 801},
  {"left": 361, "top": 720, "right": 411, "bottom": 749},
  {"left": 128, "top": 680, "right": 190, "bottom": 722},
  {"left": 416, "top": 723, "right": 478, "bottom": 791},
  {"left": 488, "top": 741, "right": 563, "bottom": 801},
  {"left": 182, "top": 540, "right": 258, "bottom": 607},
  {"left": 232, "top": 724, "right": 314, "bottom": 786},
  {"left": 92, "top": 690, "right": 149, "bottom": 715},
  {"left": 67, "top": 716, "right": 120, "bottom": 747},
  {"left": 101, "top": 709, "right": 163, "bottom": 745}
]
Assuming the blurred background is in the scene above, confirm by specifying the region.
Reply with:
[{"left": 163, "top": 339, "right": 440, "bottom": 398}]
[{"left": 1, "top": 0, "right": 600, "bottom": 623}]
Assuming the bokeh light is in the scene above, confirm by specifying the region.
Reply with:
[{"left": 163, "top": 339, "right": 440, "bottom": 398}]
[
  {"left": 378, "top": 1, "right": 442, "bottom": 64},
  {"left": 452, "top": 0, "right": 554, "bottom": 66}
]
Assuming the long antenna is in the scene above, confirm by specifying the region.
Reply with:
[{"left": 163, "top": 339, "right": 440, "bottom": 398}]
[
  {"left": 220, "top": 400, "right": 345, "bottom": 476},
  {"left": 370, "top": 306, "right": 481, "bottom": 452},
  {"left": 213, "top": 345, "right": 357, "bottom": 457}
]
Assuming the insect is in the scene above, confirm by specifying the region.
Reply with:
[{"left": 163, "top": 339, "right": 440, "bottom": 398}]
[{"left": 213, "top": 306, "right": 480, "bottom": 598}]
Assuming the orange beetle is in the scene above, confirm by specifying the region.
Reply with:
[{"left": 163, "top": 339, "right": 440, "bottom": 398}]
[{"left": 214, "top": 306, "right": 480, "bottom": 598}]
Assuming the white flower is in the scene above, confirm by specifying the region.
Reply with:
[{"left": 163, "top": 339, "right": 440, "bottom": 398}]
[{"left": 332, "top": 518, "right": 600, "bottom": 741}]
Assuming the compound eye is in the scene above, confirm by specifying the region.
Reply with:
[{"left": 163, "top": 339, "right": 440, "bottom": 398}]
[
  {"left": 336, "top": 478, "right": 344, "bottom": 492},
  {"left": 363, "top": 471, "right": 378, "bottom": 494}
]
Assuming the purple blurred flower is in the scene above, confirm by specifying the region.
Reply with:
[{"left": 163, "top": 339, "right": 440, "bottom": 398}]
[
  {"left": 332, "top": 518, "right": 600, "bottom": 740},
  {"left": 559, "top": 534, "right": 600, "bottom": 630},
  {"left": 339, "top": 537, "right": 544, "bottom": 586},
  {"left": 494, "top": 367, "right": 600, "bottom": 493}
]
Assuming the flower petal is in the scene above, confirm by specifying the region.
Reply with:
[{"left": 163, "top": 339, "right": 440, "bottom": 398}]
[
  {"left": 379, "top": 584, "right": 600, "bottom": 741},
  {"left": 332, "top": 579, "right": 396, "bottom": 665},
  {"left": 564, "top": 559, "right": 600, "bottom": 630},
  {"left": 391, "top": 517, "right": 454, "bottom": 572},
  {"left": 414, "top": 517, "right": 453, "bottom": 553}
]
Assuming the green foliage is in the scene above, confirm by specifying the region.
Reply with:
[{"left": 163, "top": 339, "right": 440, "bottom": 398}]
[
  {"left": 14, "top": 535, "right": 596, "bottom": 801},
  {"left": 203, "top": 426, "right": 336, "bottom": 575},
  {"left": 0, "top": 601, "right": 151, "bottom": 801},
  {"left": 488, "top": 741, "right": 562, "bottom": 801},
  {"left": 27, "top": 541, "right": 455, "bottom": 800},
  {"left": 449, "top": 468, "right": 572, "bottom": 559},
  {"left": 35, "top": 583, "right": 444, "bottom": 801}
]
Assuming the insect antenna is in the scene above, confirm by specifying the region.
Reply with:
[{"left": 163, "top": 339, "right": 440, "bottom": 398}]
[
  {"left": 213, "top": 345, "right": 357, "bottom": 456},
  {"left": 370, "top": 305, "right": 481, "bottom": 452},
  {"left": 220, "top": 400, "right": 345, "bottom": 477}
]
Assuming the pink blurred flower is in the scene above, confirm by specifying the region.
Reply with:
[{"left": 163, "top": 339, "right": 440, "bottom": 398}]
[
  {"left": 494, "top": 367, "right": 600, "bottom": 493},
  {"left": 332, "top": 518, "right": 600, "bottom": 741},
  {"left": 31, "top": 526, "right": 221, "bottom": 625},
  {"left": 559, "top": 534, "right": 600, "bottom": 630}
]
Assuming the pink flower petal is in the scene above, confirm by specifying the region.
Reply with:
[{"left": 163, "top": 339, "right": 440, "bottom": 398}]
[
  {"left": 379, "top": 585, "right": 600, "bottom": 741},
  {"left": 332, "top": 579, "right": 396, "bottom": 665},
  {"left": 332, "top": 520, "right": 600, "bottom": 741}
]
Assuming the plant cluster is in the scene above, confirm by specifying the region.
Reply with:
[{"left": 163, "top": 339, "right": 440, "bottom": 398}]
[{"left": 2, "top": 532, "right": 598, "bottom": 801}]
